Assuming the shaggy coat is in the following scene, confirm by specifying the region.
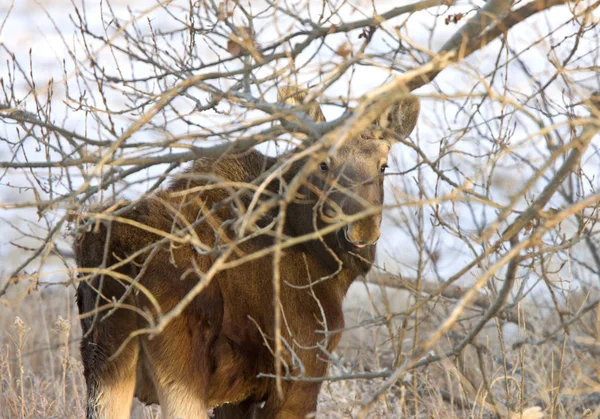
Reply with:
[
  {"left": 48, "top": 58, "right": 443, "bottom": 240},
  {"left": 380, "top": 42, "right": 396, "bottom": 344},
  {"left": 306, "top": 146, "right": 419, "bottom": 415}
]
[{"left": 74, "top": 89, "right": 420, "bottom": 419}]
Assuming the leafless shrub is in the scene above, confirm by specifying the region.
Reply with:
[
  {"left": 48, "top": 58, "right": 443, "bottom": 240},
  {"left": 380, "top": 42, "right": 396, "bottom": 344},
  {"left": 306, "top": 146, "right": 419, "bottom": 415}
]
[{"left": 1, "top": 0, "right": 600, "bottom": 417}]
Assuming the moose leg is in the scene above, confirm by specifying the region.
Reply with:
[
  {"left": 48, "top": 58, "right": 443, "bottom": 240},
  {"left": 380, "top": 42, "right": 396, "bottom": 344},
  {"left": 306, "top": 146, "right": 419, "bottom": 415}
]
[
  {"left": 150, "top": 378, "right": 208, "bottom": 419},
  {"left": 83, "top": 344, "right": 139, "bottom": 419},
  {"left": 260, "top": 382, "right": 322, "bottom": 419},
  {"left": 140, "top": 315, "right": 214, "bottom": 419},
  {"left": 212, "top": 400, "right": 262, "bottom": 419},
  {"left": 78, "top": 283, "right": 140, "bottom": 419}
]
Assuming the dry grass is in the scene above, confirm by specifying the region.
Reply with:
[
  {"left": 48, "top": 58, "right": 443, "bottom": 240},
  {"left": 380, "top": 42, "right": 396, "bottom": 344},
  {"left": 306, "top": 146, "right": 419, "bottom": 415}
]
[{"left": 1, "top": 283, "right": 599, "bottom": 418}]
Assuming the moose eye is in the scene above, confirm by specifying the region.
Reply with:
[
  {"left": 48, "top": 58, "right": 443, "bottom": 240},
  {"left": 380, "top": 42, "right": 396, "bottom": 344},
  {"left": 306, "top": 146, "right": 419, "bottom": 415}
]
[
  {"left": 380, "top": 163, "right": 388, "bottom": 174},
  {"left": 319, "top": 162, "right": 329, "bottom": 173}
]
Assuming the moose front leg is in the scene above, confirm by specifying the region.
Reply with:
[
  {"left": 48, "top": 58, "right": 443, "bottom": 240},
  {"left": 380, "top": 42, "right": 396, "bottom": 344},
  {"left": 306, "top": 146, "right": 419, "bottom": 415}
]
[
  {"left": 260, "top": 381, "right": 323, "bottom": 419},
  {"left": 212, "top": 399, "right": 262, "bottom": 419}
]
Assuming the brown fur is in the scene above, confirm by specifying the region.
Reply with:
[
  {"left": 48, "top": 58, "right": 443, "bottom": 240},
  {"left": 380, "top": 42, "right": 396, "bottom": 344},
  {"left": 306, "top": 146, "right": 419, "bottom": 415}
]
[{"left": 74, "top": 90, "right": 420, "bottom": 419}]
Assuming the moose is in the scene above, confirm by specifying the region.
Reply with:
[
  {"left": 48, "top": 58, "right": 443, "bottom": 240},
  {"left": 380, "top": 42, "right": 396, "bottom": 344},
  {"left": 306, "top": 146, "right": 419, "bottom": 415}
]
[{"left": 74, "top": 86, "right": 420, "bottom": 419}]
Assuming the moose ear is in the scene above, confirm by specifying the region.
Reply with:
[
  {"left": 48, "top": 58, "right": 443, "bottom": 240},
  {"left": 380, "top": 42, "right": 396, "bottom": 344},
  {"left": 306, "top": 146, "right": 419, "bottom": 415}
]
[
  {"left": 277, "top": 86, "right": 326, "bottom": 123},
  {"left": 377, "top": 95, "right": 420, "bottom": 141}
]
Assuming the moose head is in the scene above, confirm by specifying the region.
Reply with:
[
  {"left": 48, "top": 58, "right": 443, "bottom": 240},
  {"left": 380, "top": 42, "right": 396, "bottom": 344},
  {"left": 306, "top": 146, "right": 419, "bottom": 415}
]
[{"left": 278, "top": 86, "right": 420, "bottom": 252}]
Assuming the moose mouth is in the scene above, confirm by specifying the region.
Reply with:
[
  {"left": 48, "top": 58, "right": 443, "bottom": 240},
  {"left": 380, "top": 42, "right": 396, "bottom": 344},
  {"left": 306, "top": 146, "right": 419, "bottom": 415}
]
[{"left": 342, "top": 226, "right": 371, "bottom": 249}]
